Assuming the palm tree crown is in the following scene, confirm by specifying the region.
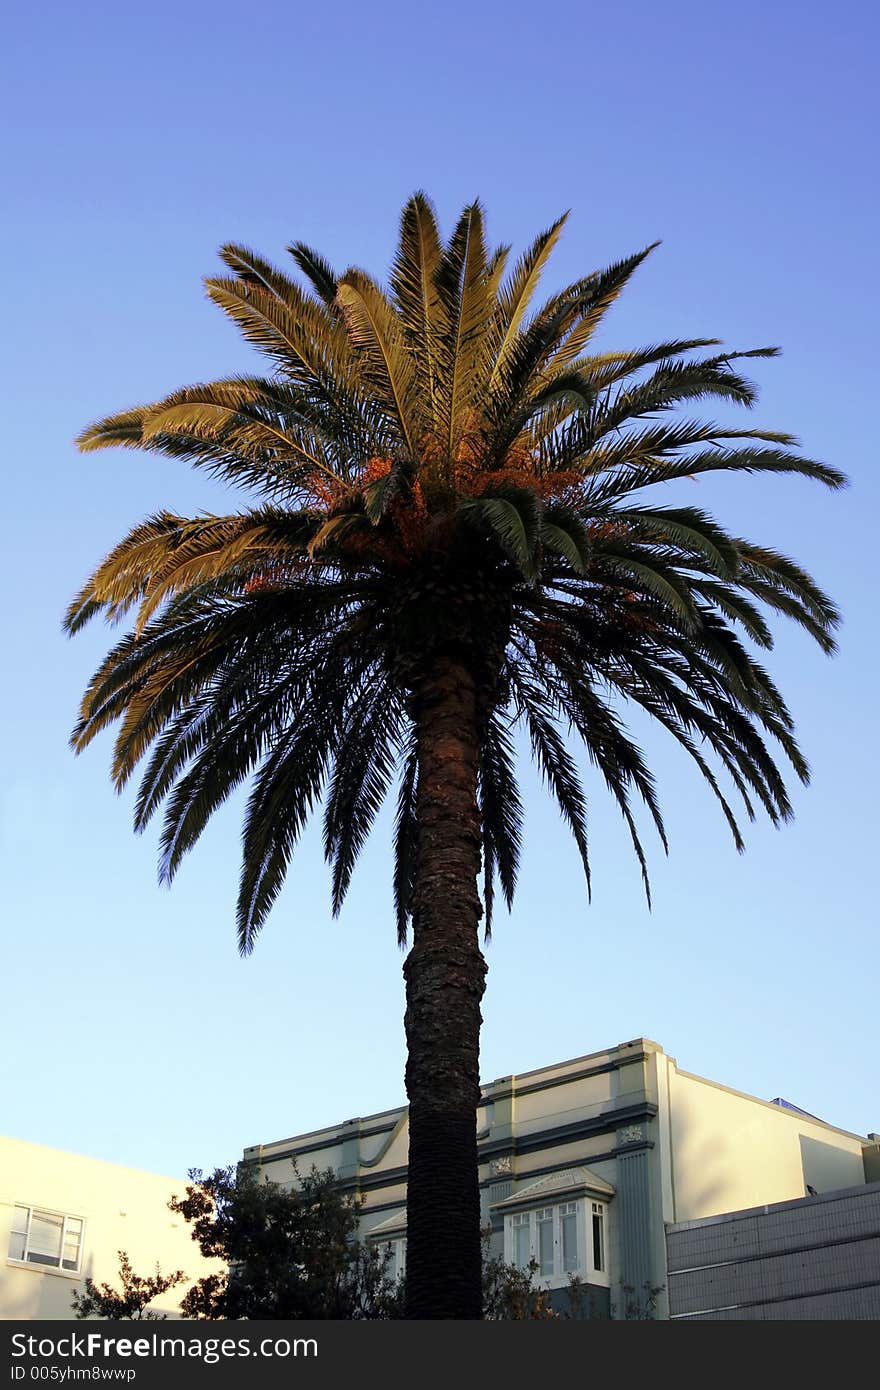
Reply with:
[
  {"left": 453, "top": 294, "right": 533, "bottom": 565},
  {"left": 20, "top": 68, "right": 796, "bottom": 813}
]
[{"left": 68, "top": 194, "right": 842, "bottom": 1317}]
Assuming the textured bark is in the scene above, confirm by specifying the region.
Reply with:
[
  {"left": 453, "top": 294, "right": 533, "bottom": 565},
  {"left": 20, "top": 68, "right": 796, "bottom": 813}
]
[{"left": 403, "top": 652, "right": 487, "bottom": 1319}]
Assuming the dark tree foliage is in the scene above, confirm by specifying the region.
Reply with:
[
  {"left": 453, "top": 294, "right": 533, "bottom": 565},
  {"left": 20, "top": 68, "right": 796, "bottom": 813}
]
[
  {"left": 482, "top": 1235, "right": 556, "bottom": 1319},
  {"left": 71, "top": 1251, "right": 187, "bottom": 1320},
  {"left": 168, "top": 1163, "right": 403, "bottom": 1319}
]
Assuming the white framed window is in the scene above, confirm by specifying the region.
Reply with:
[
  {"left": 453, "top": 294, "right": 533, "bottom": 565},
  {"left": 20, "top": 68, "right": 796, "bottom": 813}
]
[
  {"left": 512, "top": 1211, "right": 530, "bottom": 1271},
  {"left": 8, "top": 1205, "right": 84, "bottom": 1273},
  {"left": 505, "top": 1199, "right": 607, "bottom": 1284},
  {"left": 536, "top": 1206, "right": 554, "bottom": 1275},
  {"left": 591, "top": 1201, "right": 605, "bottom": 1273},
  {"left": 561, "top": 1201, "right": 579, "bottom": 1272}
]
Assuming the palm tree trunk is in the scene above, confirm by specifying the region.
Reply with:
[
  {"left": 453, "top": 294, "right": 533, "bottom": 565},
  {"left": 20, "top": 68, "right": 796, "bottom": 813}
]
[{"left": 403, "top": 651, "right": 487, "bottom": 1319}]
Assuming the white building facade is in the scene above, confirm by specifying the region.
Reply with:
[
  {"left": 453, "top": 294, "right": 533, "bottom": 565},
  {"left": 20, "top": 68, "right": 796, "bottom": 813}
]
[
  {"left": 245, "top": 1038, "right": 877, "bottom": 1318},
  {"left": 1, "top": 1137, "right": 221, "bottom": 1320}
]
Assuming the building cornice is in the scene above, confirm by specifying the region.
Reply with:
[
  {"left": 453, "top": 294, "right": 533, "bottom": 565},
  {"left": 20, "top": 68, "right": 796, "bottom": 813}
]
[
  {"left": 480, "top": 1102, "right": 658, "bottom": 1161},
  {"left": 481, "top": 1052, "right": 651, "bottom": 1107},
  {"left": 280, "top": 1103, "right": 659, "bottom": 1203}
]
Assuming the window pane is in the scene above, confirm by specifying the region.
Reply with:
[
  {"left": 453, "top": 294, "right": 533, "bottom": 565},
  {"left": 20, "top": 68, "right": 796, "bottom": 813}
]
[
  {"left": 537, "top": 1213, "right": 554, "bottom": 1275},
  {"left": 27, "top": 1211, "right": 63, "bottom": 1266},
  {"left": 592, "top": 1206, "right": 605, "bottom": 1272},
  {"left": 62, "top": 1227, "right": 82, "bottom": 1271},
  {"left": 515, "top": 1220, "right": 530, "bottom": 1270},
  {"left": 11, "top": 1206, "right": 29, "bottom": 1236},
  {"left": 8, "top": 1232, "right": 26, "bottom": 1261},
  {"left": 561, "top": 1209, "right": 578, "bottom": 1271}
]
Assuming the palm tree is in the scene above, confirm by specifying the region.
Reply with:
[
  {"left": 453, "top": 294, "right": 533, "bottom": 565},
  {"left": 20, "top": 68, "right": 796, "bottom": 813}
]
[{"left": 66, "top": 194, "right": 843, "bottom": 1318}]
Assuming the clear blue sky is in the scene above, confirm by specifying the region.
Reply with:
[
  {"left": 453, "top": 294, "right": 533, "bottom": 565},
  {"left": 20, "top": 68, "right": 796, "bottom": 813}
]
[{"left": 2, "top": 0, "right": 877, "bottom": 1180}]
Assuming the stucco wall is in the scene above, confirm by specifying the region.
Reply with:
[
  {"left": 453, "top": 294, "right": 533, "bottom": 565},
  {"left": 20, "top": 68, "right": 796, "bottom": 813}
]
[
  {"left": 0, "top": 1137, "right": 221, "bottom": 1320},
  {"left": 666, "top": 1069, "right": 867, "bottom": 1222}
]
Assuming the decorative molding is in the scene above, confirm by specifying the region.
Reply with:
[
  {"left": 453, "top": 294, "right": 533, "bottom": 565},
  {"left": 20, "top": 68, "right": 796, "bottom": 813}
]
[
  {"left": 617, "top": 1125, "right": 644, "bottom": 1148},
  {"left": 490, "top": 1157, "right": 513, "bottom": 1177},
  {"left": 480, "top": 1102, "right": 658, "bottom": 1161}
]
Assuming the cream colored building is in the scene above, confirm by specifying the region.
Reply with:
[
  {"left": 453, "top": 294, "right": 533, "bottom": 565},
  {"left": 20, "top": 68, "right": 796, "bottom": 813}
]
[
  {"left": 0, "top": 1137, "right": 221, "bottom": 1320},
  {"left": 246, "top": 1038, "right": 878, "bottom": 1318}
]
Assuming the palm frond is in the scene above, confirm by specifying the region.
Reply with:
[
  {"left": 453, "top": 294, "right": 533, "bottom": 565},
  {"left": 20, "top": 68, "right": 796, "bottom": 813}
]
[
  {"left": 539, "top": 243, "right": 660, "bottom": 372},
  {"left": 489, "top": 214, "right": 568, "bottom": 388},
  {"left": 335, "top": 269, "right": 420, "bottom": 456},
  {"left": 558, "top": 338, "right": 722, "bottom": 388},
  {"left": 288, "top": 242, "right": 340, "bottom": 306},
  {"left": 433, "top": 201, "right": 493, "bottom": 468},
  {"left": 389, "top": 191, "right": 443, "bottom": 427},
  {"left": 479, "top": 714, "right": 523, "bottom": 937},
  {"left": 393, "top": 733, "right": 419, "bottom": 946},
  {"left": 460, "top": 491, "right": 540, "bottom": 578},
  {"left": 323, "top": 680, "right": 401, "bottom": 915},
  {"left": 219, "top": 244, "right": 332, "bottom": 321},
  {"left": 512, "top": 680, "right": 591, "bottom": 897}
]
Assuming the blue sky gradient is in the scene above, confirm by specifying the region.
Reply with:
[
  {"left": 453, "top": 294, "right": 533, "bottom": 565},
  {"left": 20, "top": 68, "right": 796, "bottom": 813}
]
[{"left": 2, "top": 0, "right": 877, "bottom": 1178}]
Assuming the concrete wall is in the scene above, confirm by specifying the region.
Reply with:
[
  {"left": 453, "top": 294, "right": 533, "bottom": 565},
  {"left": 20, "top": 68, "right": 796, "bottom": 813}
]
[
  {"left": 666, "top": 1181, "right": 880, "bottom": 1320},
  {"left": 0, "top": 1137, "right": 221, "bottom": 1320}
]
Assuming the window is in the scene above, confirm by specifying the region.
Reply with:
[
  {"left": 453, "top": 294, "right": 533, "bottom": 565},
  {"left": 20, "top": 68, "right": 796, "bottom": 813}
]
[
  {"left": 591, "top": 1201, "right": 605, "bottom": 1273},
  {"left": 536, "top": 1207, "right": 554, "bottom": 1275},
  {"left": 512, "top": 1212, "right": 530, "bottom": 1270},
  {"left": 506, "top": 1199, "right": 607, "bottom": 1283},
  {"left": 561, "top": 1201, "right": 578, "bottom": 1272},
  {"left": 8, "top": 1206, "right": 84, "bottom": 1273}
]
